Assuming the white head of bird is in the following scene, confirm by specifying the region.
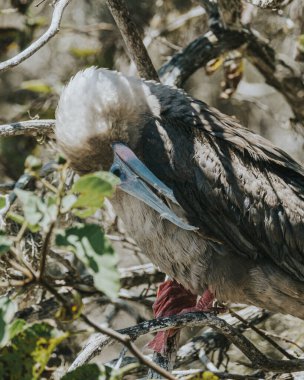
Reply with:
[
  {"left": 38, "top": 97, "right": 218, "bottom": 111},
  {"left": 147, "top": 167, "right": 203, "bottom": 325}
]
[{"left": 55, "top": 67, "right": 161, "bottom": 173}]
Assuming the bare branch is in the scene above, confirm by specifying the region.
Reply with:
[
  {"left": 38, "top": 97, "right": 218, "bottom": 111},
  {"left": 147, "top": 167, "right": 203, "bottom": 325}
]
[
  {"left": 105, "top": 0, "right": 159, "bottom": 81},
  {"left": 159, "top": 29, "right": 246, "bottom": 86},
  {"left": 80, "top": 313, "right": 176, "bottom": 380},
  {"left": 0, "top": 0, "right": 72, "bottom": 73},
  {"left": 0, "top": 119, "right": 55, "bottom": 137},
  {"left": 245, "top": 0, "right": 294, "bottom": 8},
  {"left": 69, "top": 310, "right": 304, "bottom": 373},
  {"left": 159, "top": 19, "right": 304, "bottom": 125}
]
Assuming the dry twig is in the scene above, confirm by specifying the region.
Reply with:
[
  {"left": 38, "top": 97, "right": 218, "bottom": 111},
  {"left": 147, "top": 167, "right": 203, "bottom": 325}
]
[{"left": 0, "top": 0, "right": 72, "bottom": 73}]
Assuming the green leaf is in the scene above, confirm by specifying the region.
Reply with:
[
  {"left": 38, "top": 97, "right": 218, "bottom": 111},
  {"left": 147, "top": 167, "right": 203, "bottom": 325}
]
[
  {"left": 0, "top": 296, "right": 16, "bottom": 347},
  {"left": 56, "top": 290, "right": 83, "bottom": 321},
  {"left": 70, "top": 172, "right": 119, "bottom": 218},
  {"left": 0, "top": 231, "right": 12, "bottom": 255},
  {"left": 0, "top": 322, "right": 68, "bottom": 380},
  {"left": 7, "top": 212, "right": 25, "bottom": 226},
  {"left": 61, "top": 194, "right": 77, "bottom": 213},
  {"left": 24, "top": 155, "right": 42, "bottom": 172},
  {"left": 185, "top": 371, "right": 220, "bottom": 380},
  {"left": 0, "top": 195, "right": 6, "bottom": 210},
  {"left": 9, "top": 319, "right": 26, "bottom": 340},
  {"left": 61, "top": 364, "right": 104, "bottom": 380},
  {"left": 69, "top": 47, "right": 100, "bottom": 58},
  {"left": 21, "top": 80, "right": 53, "bottom": 94},
  {"left": 15, "top": 189, "right": 57, "bottom": 232},
  {"left": 56, "top": 224, "right": 119, "bottom": 298}
]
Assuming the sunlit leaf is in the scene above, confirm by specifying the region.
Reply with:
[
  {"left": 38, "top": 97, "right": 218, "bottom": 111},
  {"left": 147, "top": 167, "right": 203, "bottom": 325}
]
[
  {"left": 15, "top": 189, "right": 57, "bottom": 232},
  {"left": 70, "top": 172, "right": 119, "bottom": 218},
  {"left": 185, "top": 370, "right": 220, "bottom": 380},
  {"left": 205, "top": 56, "right": 224, "bottom": 75},
  {"left": 61, "top": 194, "right": 77, "bottom": 213},
  {"left": 0, "top": 297, "right": 17, "bottom": 347},
  {"left": 0, "top": 195, "right": 6, "bottom": 210},
  {"left": 24, "top": 155, "right": 42, "bottom": 172},
  {"left": 56, "top": 290, "right": 83, "bottom": 321},
  {"left": 220, "top": 50, "right": 243, "bottom": 99},
  {"left": 55, "top": 224, "right": 119, "bottom": 298},
  {"left": 69, "top": 47, "right": 101, "bottom": 58},
  {"left": 0, "top": 322, "right": 68, "bottom": 380},
  {"left": 9, "top": 319, "right": 26, "bottom": 340},
  {"left": 21, "top": 80, "right": 53, "bottom": 94},
  {"left": 7, "top": 212, "right": 25, "bottom": 226},
  {"left": 296, "top": 34, "right": 304, "bottom": 62}
]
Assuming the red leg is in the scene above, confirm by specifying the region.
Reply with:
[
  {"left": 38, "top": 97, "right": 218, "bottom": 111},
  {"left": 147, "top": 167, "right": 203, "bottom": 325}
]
[
  {"left": 147, "top": 280, "right": 197, "bottom": 354},
  {"left": 147, "top": 280, "right": 222, "bottom": 354}
]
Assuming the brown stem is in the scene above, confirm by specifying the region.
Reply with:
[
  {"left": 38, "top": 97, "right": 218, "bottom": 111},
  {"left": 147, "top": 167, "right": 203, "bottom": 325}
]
[
  {"left": 105, "top": 0, "right": 159, "bottom": 81},
  {"left": 80, "top": 314, "right": 176, "bottom": 380}
]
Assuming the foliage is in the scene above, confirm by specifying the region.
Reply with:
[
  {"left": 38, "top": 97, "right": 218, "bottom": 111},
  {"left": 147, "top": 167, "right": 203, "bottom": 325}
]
[
  {"left": 0, "top": 322, "right": 68, "bottom": 380},
  {"left": 56, "top": 224, "right": 120, "bottom": 298},
  {"left": 0, "top": 158, "right": 120, "bottom": 377}
]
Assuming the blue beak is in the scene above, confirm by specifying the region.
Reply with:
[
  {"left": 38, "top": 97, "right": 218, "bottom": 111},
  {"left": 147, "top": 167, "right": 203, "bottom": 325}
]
[{"left": 110, "top": 143, "right": 197, "bottom": 231}]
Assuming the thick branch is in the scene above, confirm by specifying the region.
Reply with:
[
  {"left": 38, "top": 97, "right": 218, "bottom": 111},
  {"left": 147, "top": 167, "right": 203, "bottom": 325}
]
[
  {"left": 105, "top": 0, "right": 159, "bottom": 81},
  {"left": 0, "top": 119, "right": 55, "bottom": 137},
  {"left": 159, "top": 26, "right": 304, "bottom": 124},
  {"left": 0, "top": 0, "right": 72, "bottom": 73},
  {"left": 69, "top": 310, "right": 304, "bottom": 373},
  {"left": 159, "top": 29, "right": 247, "bottom": 86}
]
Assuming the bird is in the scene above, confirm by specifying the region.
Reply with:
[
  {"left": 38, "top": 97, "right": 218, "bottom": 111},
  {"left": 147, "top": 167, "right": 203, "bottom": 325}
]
[{"left": 55, "top": 67, "right": 304, "bottom": 353}]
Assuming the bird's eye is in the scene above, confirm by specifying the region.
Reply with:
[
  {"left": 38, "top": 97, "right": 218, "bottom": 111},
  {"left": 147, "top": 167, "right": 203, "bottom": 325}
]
[{"left": 110, "top": 164, "right": 121, "bottom": 178}]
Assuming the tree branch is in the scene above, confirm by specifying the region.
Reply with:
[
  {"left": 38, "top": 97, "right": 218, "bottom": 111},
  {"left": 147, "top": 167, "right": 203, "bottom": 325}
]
[
  {"left": 80, "top": 313, "right": 176, "bottom": 380},
  {"left": 245, "top": 0, "right": 294, "bottom": 8},
  {"left": 105, "top": 0, "right": 159, "bottom": 81},
  {"left": 69, "top": 310, "right": 304, "bottom": 373},
  {"left": 159, "top": 14, "right": 304, "bottom": 125},
  {"left": 0, "top": 120, "right": 55, "bottom": 137},
  {"left": 0, "top": 0, "right": 72, "bottom": 73}
]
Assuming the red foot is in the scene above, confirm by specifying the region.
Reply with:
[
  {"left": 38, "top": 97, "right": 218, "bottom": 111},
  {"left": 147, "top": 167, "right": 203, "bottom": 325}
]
[{"left": 147, "top": 280, "right": 217, "bottom": 354}]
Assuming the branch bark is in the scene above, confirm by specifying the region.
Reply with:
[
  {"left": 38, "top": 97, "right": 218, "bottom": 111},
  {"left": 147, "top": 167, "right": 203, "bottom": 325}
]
[
  {"left": 0, "top": 0, "right": 72, "bottom": 73},
  {"left": 69, "top": 309, "right": 304, "bottom": 374},
  {"left": 245, "top": 0, "right": 294, "bottom": 8},
  {"left": 105, "top": 0, "right": 159, "bottom": 81},
  {"left": 0, "top": 119, "right": 55, "bottom": 137},
  {"left": 159, "top": 6, "right": 304, "bottom": 125}
]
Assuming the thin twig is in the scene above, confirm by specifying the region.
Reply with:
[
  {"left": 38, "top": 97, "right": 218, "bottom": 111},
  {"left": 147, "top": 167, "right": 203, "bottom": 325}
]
[
  {"left": 229, "top": 309, "right": 296, "bottom": 360},
  {"left": 105, "top": 0, "right": 159, "bottom": 81},
  {"left": 39, "top": 221, "right": 56, "bottom": 280},
  {"left": 0, "top": 0, "right": 72, "bottom": 73},
  {"left": 39, "top": 164, "right": 66, "bottom": 279}
]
